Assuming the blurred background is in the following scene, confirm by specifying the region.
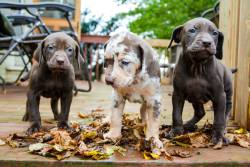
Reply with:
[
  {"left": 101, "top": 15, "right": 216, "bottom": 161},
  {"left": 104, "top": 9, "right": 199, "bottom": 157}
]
[{"left": 0, "top": 0, "right": 218, "bottom": 83}]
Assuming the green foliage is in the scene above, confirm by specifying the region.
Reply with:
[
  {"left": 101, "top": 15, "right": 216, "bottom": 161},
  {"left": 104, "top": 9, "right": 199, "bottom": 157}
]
[
  {"left": 100, "top": 16, "right": 121, "bottom": 35},
  {"left": 119, "top": 0, "right": 217, "bottom": 39},
  {"left": 81, "top": 9, "right": 121, "bottom": 35},
  {"left": 81, "top": 9, "right": 101, "bottom": 34}
]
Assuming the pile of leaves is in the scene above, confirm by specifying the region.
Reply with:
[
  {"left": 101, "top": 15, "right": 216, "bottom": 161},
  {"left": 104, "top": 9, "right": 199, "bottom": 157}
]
[{"left": 2, "top": 109, "right": 250, "bottom": 161}]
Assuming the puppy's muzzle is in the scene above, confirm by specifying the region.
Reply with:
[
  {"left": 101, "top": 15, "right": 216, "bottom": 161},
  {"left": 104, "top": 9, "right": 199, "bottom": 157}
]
[
  {"left": 202, "top": 40, "right": 211, "bottom": 48},
  {"left": 56, "top": 56, "right": 65, "bottom": 65},
  {"left": 105, "top": 77, "right": 114, "bottom": 86}
]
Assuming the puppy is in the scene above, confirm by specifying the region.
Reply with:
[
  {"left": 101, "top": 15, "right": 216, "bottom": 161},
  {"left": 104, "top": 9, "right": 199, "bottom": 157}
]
[
  {"left": 103, "top": 31, "right": 162, "bottom": 148},
  {"left": 167, "top": 18, "right": 234, "bottom": 146},
  {"left": 23, "top": 32, "right": 82, "bottom": 134}
]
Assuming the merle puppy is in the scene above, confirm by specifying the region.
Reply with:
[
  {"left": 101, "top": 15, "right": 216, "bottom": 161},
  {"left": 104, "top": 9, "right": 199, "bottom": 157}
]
[
  {"left": 23, "top": 32, "right": 82, "bottom": 134},
  {"left": 167, "top": 18, "right": 235, "bottom": 146},
  {"left": 103, "top": 31, "right": 162, "bottom": 148}
]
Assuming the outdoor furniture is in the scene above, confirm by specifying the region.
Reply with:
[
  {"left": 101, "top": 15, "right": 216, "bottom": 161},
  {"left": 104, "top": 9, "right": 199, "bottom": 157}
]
[{"left": 0, "top": 2, "right": 91, "bottom": 92}]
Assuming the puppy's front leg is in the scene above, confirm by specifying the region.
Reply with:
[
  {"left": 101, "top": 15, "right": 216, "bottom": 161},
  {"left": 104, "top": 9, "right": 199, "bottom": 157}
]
[
  {"left": 51, "top": 97, "right": 59, "bottom": 120},
  {"left": 168, "top": 92, "right": 185, "bottom": 138},
  {"left": 104, "top": 91, "right": 125, "bottom": 140},
  {"left": 58, "top": 91, "right": 73, "bottom": 129},
  {"left": 140, "top": 102, "right": 147, "bottom": 124},
  {"left": 212, "top": 92, "right": 227, "bottom": 145},
  {"left": 27, "top": 90, "right": 41, "bottom": 134},
  {"left": 146, "top": 98, "right": 163, "bottom": 148}
]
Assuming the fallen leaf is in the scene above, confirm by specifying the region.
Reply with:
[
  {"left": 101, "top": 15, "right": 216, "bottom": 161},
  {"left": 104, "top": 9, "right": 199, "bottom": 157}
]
[
  {"left": 162, "top": 151, "right": 173, "bottom": 161},
  {"left": 55, "top": 151, "right": 71, "bottom": 160},
  {"left": 168, "top": 148, "right": 192, "bottom": 158},
  {"left": 0, "top": 139, "right": 6, "bottom": 146},
  {"left": 143, "top": 151, "right": 160, "bottom": 160},
  {"left": 29, "top": 143, "right": 50, "bottom": 152},
  {"left": 235, "top": 136, "right": 250, "bottom": 148},
  {"left": 78, "top": 112, "right": 91, "bottom": 119},
  {"left": 82, "top": 150, "right": 109, "bottom": 160},
  {"left": 53, "top": 144, "right": 64, "bottom": 152},
  {"left": 105, "top": 145, "right": 126, "bottom": 156},
  {"left": 234, "top": 128, "right": 248, "bottom": 134},
  {"left": 82, "top": 130, "right": 97, "bottom": 140},
  {"left": 92, "top": 108, "right": 104, "bottom": 112}
]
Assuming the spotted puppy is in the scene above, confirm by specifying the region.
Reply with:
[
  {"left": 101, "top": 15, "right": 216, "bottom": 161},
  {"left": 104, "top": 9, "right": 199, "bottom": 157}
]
[{"left": 103, "top": 31, "right": 162, "bottom": 148}]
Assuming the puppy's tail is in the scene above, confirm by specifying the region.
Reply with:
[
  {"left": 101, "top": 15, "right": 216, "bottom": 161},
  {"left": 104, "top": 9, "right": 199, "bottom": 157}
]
[{"left": 231, "top": 68, "right": 238, "bottom": 74}]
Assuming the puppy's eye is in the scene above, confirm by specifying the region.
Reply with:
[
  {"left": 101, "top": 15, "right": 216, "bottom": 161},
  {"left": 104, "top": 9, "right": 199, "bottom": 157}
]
[
  {"left": 212, "top": 31, "right": 218, "bottom": 36},
  {"left": 188, "top": 28, "right": 196, "bottom": 33},
  {"left": 121, "top": 60, "right": 130, "bottom": 66},
  {"left": 48, "top": 46, "right": 54, "bottom": 51},
  {"left": 67, "top": 47, "right": 73, "bottom": 53}
]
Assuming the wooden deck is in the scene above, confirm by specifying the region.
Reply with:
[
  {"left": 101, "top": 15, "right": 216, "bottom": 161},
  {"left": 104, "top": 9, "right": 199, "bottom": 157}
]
[{"left": 0, "top": 81, "right": 249, "bottom": 166}]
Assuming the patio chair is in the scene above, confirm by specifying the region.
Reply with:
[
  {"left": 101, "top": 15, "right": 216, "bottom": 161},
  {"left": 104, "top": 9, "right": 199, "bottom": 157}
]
[{"left": 0, "top": 2, "right": 91, "bottom": 92}]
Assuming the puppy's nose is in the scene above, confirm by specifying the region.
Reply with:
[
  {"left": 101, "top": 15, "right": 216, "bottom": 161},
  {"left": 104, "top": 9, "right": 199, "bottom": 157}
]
[
  {"left": 56, "top": 57, "right": 65, "bottom": 65},
  {"left": 57, "top": 60, "right": 64, "bottom": 65},
  {"left": 202, "top": 41, "right": 211, "bottom": 48},
  {"left": 105, "top": 79, "right": 113, "bottom": 86},
  {"left": 105, "top": 77, "right": 114, "bottom": 85}
]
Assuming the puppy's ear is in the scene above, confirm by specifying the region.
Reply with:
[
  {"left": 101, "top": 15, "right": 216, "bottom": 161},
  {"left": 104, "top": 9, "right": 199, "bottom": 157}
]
[
  {"left": 138, "top": 44, "right": 160, "bottom": 77},
  {"left": 168, "top": 25, "right": 183, "bottom": 48},
  {"left": 215, "top": 31, "right": 224, "bottom": 60},
  {"left": 75, "top": 44, "right": 84, "bottom": 69},
  {"left": 33, "top": 40, "right": 45, "bottom": 66},
  {"left": 138, "top": 45, "right": 144, "bottom": 70}
]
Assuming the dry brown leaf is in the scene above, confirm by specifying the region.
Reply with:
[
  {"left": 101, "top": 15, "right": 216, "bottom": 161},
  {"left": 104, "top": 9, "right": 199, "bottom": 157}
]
[
  {"left": 78, "top": 141, "right": 88, "bottom": 154},
  {"left": 0, "top": 139, "right": 6, "bottom": 146},
  {"left": 235, "top": 136, "right": 250, "bottom": 148},
  {"left": 78, "top": 112, "right": 91, "bottom": 119},
  {"left": 92, "top": 108, "right": 104, "bottom": 112},
  {"left": 168, "top": 148, "right": 192, "bottom": 158},
  {"left": 49, "top": 130, "right": 72, "bottom": 146},
  {"left": 162, "top": 150, "right": 173, "bottom": 161}
]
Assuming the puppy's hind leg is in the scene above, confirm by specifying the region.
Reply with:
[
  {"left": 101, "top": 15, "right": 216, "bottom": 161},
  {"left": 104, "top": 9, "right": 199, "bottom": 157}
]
[
  {"left": 51, "top": 98, "right": 59, "bottom": 120},
  {"left": 145, "top": 99, "right": 163, "bottom": 148},
  {"left": 58, "top": 91, "right": 73, "bottom": 129},
  {"left": 140, "top": 101, "right": 147, "bottom": 124},
  {"left": 27, "top": 91, "right": 42, "bottom": 135},
  {"left": 23, "top": 100, "right": 31, "bottom": 121},
  {"left": 184, "top": 103, "right": 205, "bottom": 132}
]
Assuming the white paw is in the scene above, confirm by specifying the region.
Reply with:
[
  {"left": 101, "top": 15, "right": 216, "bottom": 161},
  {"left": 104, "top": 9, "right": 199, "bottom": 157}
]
[
  {"left": 153, "top": 138, "right": 163, "bottom": 149},
  {"left": 103, "top": 131, "right": 121, "bottom": 141}
]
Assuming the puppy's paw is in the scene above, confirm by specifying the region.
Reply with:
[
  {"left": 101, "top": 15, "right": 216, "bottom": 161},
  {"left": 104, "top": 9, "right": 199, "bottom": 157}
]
[
  {"left": 184, "top": 123, "right": 198, "bottom": 132},
  {"left": 58, "top": 121, "right": 71, "bottom": 130},
  {"left": 22, "top": 113, "right": 31, "bottom": 122},
  {"left": 103, "top": 131, "right": 121, "bottom": 142},
  {"left": 152, "top": 138, "right": 163, "bottom": 149},
  {"left": 212, "top": 132, "right": 223, "bottom": 145},
  {"left": 166, "top": 126, "right": 184, "bottom": 139},
  {"left": 27, "top": 123, "right": 41, "bottom": 135}
]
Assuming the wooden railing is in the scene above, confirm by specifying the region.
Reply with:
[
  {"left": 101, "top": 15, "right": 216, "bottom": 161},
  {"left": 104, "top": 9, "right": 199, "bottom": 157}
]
[{"left": 220, "top": 0, "right": 250, "bottom": 129}]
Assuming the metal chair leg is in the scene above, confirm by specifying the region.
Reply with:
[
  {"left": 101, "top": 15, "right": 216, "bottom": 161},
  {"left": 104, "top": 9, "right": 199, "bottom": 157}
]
[{"left": 0, "top": 76, "right": 6, "bottom": 93}]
